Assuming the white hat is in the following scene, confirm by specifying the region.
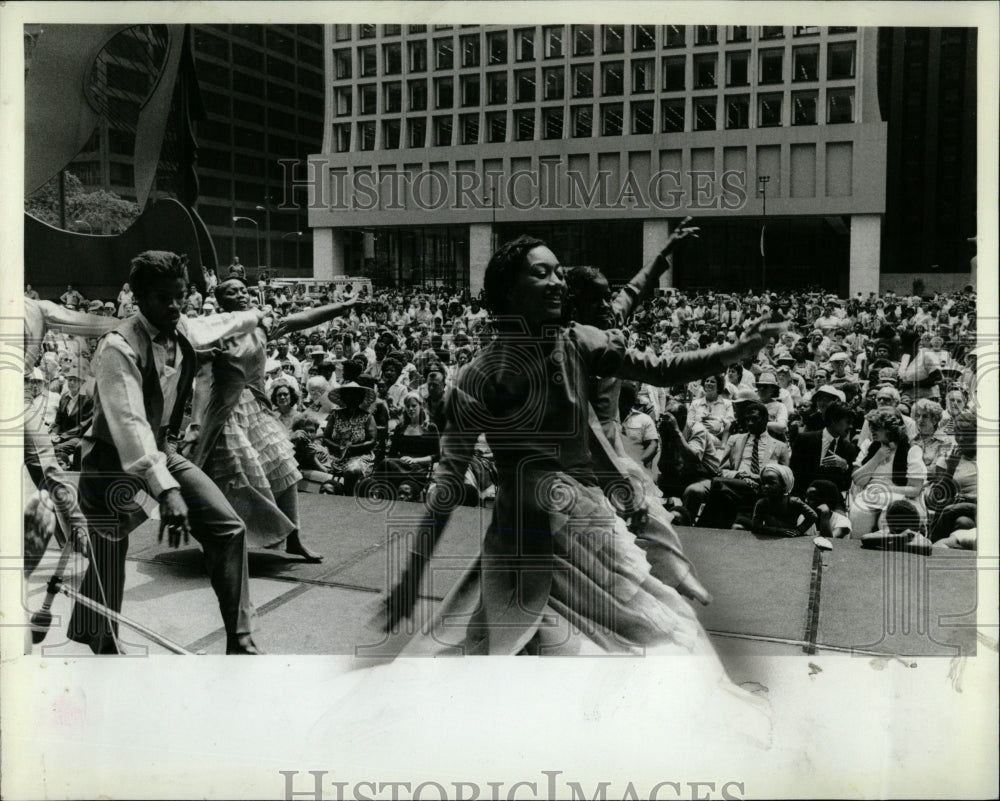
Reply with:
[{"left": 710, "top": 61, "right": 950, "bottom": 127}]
[
  {"left": 828, "top": 352, "right": 850, "bottom": 363},
  {"left": 813, "top": 385, "right": 846, "bottom": 403}
]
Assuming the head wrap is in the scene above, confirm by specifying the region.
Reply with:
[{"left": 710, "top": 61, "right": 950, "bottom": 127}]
[{"left": 761, "top": 464, "right": 795, "bottom": 495}]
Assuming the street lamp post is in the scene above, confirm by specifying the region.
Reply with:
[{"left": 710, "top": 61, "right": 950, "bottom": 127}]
[
  {"left": 256, "top": 203, "right": 272, "bottom": 278},
  {"left": 232, "top": 216, "right": 260, "bottom": 271},
  {"left": 758, "top": 175, "right": 770, "bottom": 290},
  {"left": 280, "top": 231, "right": 302, "bottom": 275}
]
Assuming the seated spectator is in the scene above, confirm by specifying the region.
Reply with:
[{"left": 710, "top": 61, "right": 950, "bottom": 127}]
[
  {"left": 755, "top": 372, "right": 789, "bottom": 438},
  {"left": 619, "top": 381, "right": 660, "bottom": 482},
  {"left": 740, "top": 465, "right": 817, "bottom": 537},
  {"left": 49, "top": 367, "right": 93, "bottom": 470},
  {"left": 860, "top": 499, "right": 932, "bottom": 555},
  {"left": 417, "top": 366, "right": 448, "bottom": 432},
  {"left": 928, "top": 411, "right": 977, "bottom": 543},
  {"left": 271, "top": 383, "right": 300, "bottom": 431},
  {"left": 939, "top": 387, "right": 968, "bottom": 435},
  {"left": 826, "top": 352, "right": 859, "bottom": 394},
  {"left": 788, "top": 401, "right": 858, "bottom": 496},
  {"left": 378, "top": 391, "right": 441, "bottom": 500},
  {"left": 687, "top": 374, "right": 734, "bottom": 446},
  {"left": 658, "top": 402, "right": 722, "bottom": 515},
  {"left": 289, "top": 414, "right": 334, "bottom": 476},
  {"left": 301, "top": 376, "right": 332, "bottom": 426},
  {"left": 911, "top": 399, "right": 953, "bottom": 475},
  {"left": 322, "top": 379, "right": 378, "bottom": 495},
  {"left": 857, "top": 385, "right": 918, "bottom": 442},
  {"left": 804, "top": 479, "right": 852, "bottom": 539}
]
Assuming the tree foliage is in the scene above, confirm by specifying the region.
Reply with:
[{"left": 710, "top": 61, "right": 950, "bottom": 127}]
[{"left": 25, "top": 172, "right": 141, "bottom": 235}]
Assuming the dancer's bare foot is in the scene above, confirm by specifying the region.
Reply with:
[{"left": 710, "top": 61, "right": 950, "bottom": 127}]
[
  {"left": 285, "top": 532, "right": 323, "bottom": 563},
  {"left": 676, "top": 572, "right": 712, "bottom": 606}
]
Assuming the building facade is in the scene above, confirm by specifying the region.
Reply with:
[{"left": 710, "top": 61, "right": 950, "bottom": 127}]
[{"left": 309, "top": 24, "right": 888, "bottom": 296}]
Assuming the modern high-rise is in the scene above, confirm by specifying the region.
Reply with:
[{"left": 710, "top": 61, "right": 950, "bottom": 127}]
[{"left": 309, "top": 24, "right": 890, "bottom": 296}]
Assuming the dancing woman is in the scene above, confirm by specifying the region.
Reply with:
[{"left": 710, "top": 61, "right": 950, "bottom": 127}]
[
  {"left": 190, "top": 279, "right": 359, "bottom": 562},
  {"left": 384, "top": 235, "right": 783, "bottom": 655}
]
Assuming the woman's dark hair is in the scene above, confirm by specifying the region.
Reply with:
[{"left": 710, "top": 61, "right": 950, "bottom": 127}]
[
  {"left": 823, "top": 401, "right": 853, "bottom": 427},
  {"left": 805, "top": 479, "right": 846, "bottom": 513},
  {"left": 270, "top": 382, "right": 300, "bottom": 407},
  {"left": 290, "top": 413, "right": 318, "bottom": 433},
  {"left": 213, "top": 276, "right": 247, "bottom": 305},
  {"left": 702, "top": 373, "right": 725, "bottom": 391},
  {"left": 128, "top": 251, "right": 189, "bottom": 298},
  {"left": 899, "top": 328, "right": 920, "bottom": 354},
  {"left": 483, "top": 235, "right": 547, "bottom": 316}
]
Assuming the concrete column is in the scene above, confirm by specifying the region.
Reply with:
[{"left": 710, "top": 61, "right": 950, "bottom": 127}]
[
  {"left": 312, "top": 228, "right": 347, "bottom": 280},
  {"left": 849, "top": 214, "right": 881, "bottom": 297},
  {"left": 469, "top": 222, "right": 492, "bottom": 297},
  {"left": 642, "top": 218, "right": 675, "bottom": 289}
]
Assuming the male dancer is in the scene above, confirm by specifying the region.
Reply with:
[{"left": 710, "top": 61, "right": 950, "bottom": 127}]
[{"left": 67, "top": 251, "right": 267, "bottom": 654}]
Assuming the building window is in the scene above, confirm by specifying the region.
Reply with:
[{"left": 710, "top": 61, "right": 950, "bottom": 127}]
[
  {"left": 760, "top": 26, "right": 784, "bottom": 39},
  {"left": 632, "top": 59, "right": 654, "bottom": 93},
  {"left": 792, "top": 90, "right": 817, "bottom": 125},
  {"left": 407, "top": 118, "right": 426, "bottom": 147},
  {"left": 383, "top": 43, "right": 402, "bottom": 75},
  {"left": 827, "top": 87, "right": 855, "bottom": 123},
  {"left": 572, "top": 64, "right": 594, "bottom": 97},
  {"left": 461, "top": 113, "right": 479, "bottom": 144},
  {"left": 333, "top": 123, "right": 350, "bottom": 152},
  {"left": 435, "top": 77, "right": 453, "bottom": 108},
  {"left": 359, "top": 46, "right": 377, "bottom": 77},
  {"left": 602, "top": 25, "right": 625, "bottom": 54},
  {"left": 663, "top": 56, "right": 685, "bottom": 91},
  {"left": 408, "top": 79, "right": 427, "bottom": 111},
  {"left": 693, "top": 53, "right": 717, "bottom": 88},
  {"left": 358, "top": 121, "right": 375, "bottom": 150},
  {"left": 487, "top": 72, "right": 507, "bottom": 104},
  {"left": 827, "top": 41, "right": 856, "bottom": 79},
  {"left": 544, "top": 26, "right": 564, "bottom": 58},
  {"left": 573, "top": 25, "right": 595, "bottom": 56},
  {"left": 829, "top": 27, "right": 857, "bottom": 34},
  {"left": 333, "top": 25, "right": 351, "bottom": 42},
  {"left": 543, "top": 108, "right": 563, "bottom": 140},
  {"left": 631, "top": 100, "right": 654, "bottom": 134},
  {"left": 726, "top": 51, "right": 749, "bottom": 86},
  {"left": 728, "top": 26, "right": 749, "bottom": 42},
  {"left": 359, "top": 84, "right": 377, "bottom": 114},
  {"left": 409, "top": 41, "right": 427, "bottom": 72},
  {"left": 435, "top": 37, "right": 454, "bottom": 69},
  {"left": 793, "top": 26, "right": 820, "bottom": 36},
  {"left": 383, "top": 24, "right": 401, "bottom": 37},
  {"left": 726, "top": 95, "right": 749, "bottom": 129},
  {"left": 433, "top": 116, "right": 452, "bottom": 146},
  {"left": 758, "top": 93, "right": 782, "bottom": 126},
  {"left": 487, "top": 31, "right": 508, "bottom": 64},
  {"left": 633, "top": 25, "right": 656, "bottom": 51},
  {"left": 487, "top": 111, "right": 506, "bottom": 143},
  {"left": 664, "top": 25, "right": 685, "bottom": 48},
  {"left": 384, "top": 82, "right": 402, "bottom": 113},
  {"left": 383, "top": 119, "right": 401, "bottom": 149},
  {"left": 515, "top": 69, "right": 536, "bottom": 102},
  {"left": 543, "top": 66, "right": 565, "bottom": 100},
  {"left": 359, "top": 24, "right": 376, "bottom": 39},
  {"left": 662, "top": 99, "right": 684, "bottom": 132},
  {"left": 602, "top": 61, "right": 624, "bottom": 95},
  {"left": 793, "top": 46, "right": 819, "bottom": 82},
  {"left": 334, "top": 87, "right": 352, "bottom": 116},
  {"left": 572, "top": 105, "right": 593, "bottom": 137},
  {"left": 694, "top": 97, "right": 717, "bottom": 130},
  {"left": 759, "top": 49, "right": 783, "bottom": 84},
  {"left": 461, "top": 75, "right": 480, "bottom": 106},
  {"left": 695, "top": 26, "right": 718, "bottom": 45},
  {"left": 461, "top": 34, "right": 480, "bottom": 67},
  {"left": 515, "top": 28, "right": 535, "bottom": 61},
  {"left": 408, "top": 25, "right": 426, "bottom": 34},
  {"left": 333, "top": 49, "right": 352, "bottom": 79},
  {"left": 601, "top": 103, "right": 624, "bottom": 135},
  {"left": 514, "top": 109, "right": 535, "bottom": 141}
]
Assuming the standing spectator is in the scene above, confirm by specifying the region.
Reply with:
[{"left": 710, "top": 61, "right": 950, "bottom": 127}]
[
  {"left": 60, "top": 284, "right": 84, "bottom": 310},
  {"left": 228, "top": 257, "right": 246, "bottom": 280},
  {"left": 25, "top": 284, "right": 40, "bottom": 300}
]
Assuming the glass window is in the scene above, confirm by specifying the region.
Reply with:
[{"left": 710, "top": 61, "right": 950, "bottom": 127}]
[
  {"left": 728, "top": 26, "right": 749, "bottom": 42},
  {"left": 601, "top": 103, "right": 624, "bottom": 135},
  {"left": 514, "top": 69, "right": 535, "bottom": 103},
  {"left": 727, "top": 51, "right": 749, "bottom": 86},
  {"left": 333, "top": 49, "right": 352, "bottom": 79},
  {"left": 602, "top": 61, "right": 624, "bottom": 95},
  {"left": 487, "top": 72, "right": 507, "bottom": 104},
  {"left": 572, "top": 64, "right": 594, "bottom": 97},
  {"left": 543, "top": 108, "right": 563, "bottom": 140},
  {"left": 543, "top": 66, "right": 565, "bottom": 100},
  {"left": 487, "top": 31, "right": 508, "bottom": 64},
  {"left": 758, "top": 93, "right": 782, "bottom": 126},
  {"left": 662, "top": 98, "right": 684, "bottom": 132},
  {"left": 487, "top": 111, "right": 506, "bottom": 143},
  {"left": 334, "top": 87, "right": 352, "bottom": 116},
  {"left": 333, "top": 123, "right": 350, "bottom": 152},
  {"left": 435, "top": 77, "right": 453, "bottom": 109},
  {"left": 726, "top": 95, "right": 749, "bottom": 129},
  {"left": 760, "top": 26, "right": 784, "bottom": 39},
  {"left": 573, "top": 25, "right": 595, "bottom": 56},
  {"left": 383, "top": 119, "right": 401, "bottom": 149},
  {"left": 603, "top": 25, "right": 625, "bottom": 54},
  {"left": 572, "top": 105, "right": 593, "bottom": 137},
  {"left": 695, "top": 26, "right": 718, "bottom": 45},
  {"left": 792, "top": 90, "right": 817, "bottom": 125},
  {"left": 461, "top": 113, "right": 479, "bottom": 144},
  {"left": 435, "top": 37, "right": 453, "bottom": 69},
  {"left": 408, "top": 25, "right": 426, "bottom": 34},
  {"left": 664, "top": 25, "right": 685, "bottom": 48},
  {"left": 759, "top": 49, "right": 783, "bottom": 83},
  {"left": 383, "top": 43, "right": 402, "bottom": 75},
  {"left": 793, "top": 46, "right": 819, "bottom": 82},
  {"left": 827, "top": 87, "right": 855, "bottom": 123},
  {"left": 408, "top": 79, "right": 427, "bottom": 111},
  {"left": 544, "top": 26, "right": 564, "bottom": 58},
  {"left": 694, "top": 97, "right": 717, "bottom": 130},
  {"left": 461, "top": 75, "right": 480, "bottom": 106},
  {"left": 358, "top": 121, "right": 375, "bottom": 150},
  {"left": 631, "top": 100, "right": 654, "bottom": 134},
  {"left": 461, "top": 34, "right": 480, "bottom": 67},
  {"left": 409, "top": 41, "right": 427, "bottom": 72},
  {"left": 663, "top": 56, "right": 685, "bottom": 91},
  {"left": 515, "top": 28, "right": 535, "bottom": 61},
  {"left": 359, "top": 46, "right": 377, "bottom": 77},
  {"left": 359, "top": 84, "right": 377, "bottom": 114},
  {"left": 633, "top": 25, "right": 656, "bottom": 51},
  {"left": 694, "top": 53, "right": 717, "bottom": 88},
  {"left": 384, "top": 82, "right": 402, "bottom": 113},
  {"left": 433, "top": 116, "right": 452, "bottom": 146},
  {"left": 827, "top": 42, "right": 856, "bottom": 79},
  {"left": 829, "top": 27, "right": 857, "bottom": 34},
  {"left": 793, "top": 26, "right": 820, "bottom": 36},
  {"left": 334, "top": 25, "right": 351, "bottom": 42},
  {"left": 383, "top": 25, "right": 401, "bottom": 37},
  {"left": 632, "top": 59, "right": 654, "bottom": 93},
  {"left": 359, "top": 24, "right": 376, "bottom": 39},
  {"left": 408, "top": 118, "right": 426, "bottom": 147},
  {"left": 515, "top": 109, "right": 535, "bottom": 141}
]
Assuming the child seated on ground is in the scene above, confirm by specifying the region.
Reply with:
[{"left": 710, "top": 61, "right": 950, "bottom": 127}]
[
  {"left": 740, "top": 464, "right": 817, "bottom": 537},
  {"left": 860, "top": 499, "right": 932, "bottom": 554},
  {"left": 932, "top": 515, "right": 977, "bottom": 551},
  {"left": 289, "top": 414, "right": 336, "bottom": 493},
  {"left": 804, "top": 479, "right": 852, "bottom": 539}
]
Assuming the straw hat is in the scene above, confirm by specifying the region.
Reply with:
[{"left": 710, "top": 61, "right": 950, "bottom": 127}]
[{"left": 327, "top": 381, "right": 376, "bottom": 411}]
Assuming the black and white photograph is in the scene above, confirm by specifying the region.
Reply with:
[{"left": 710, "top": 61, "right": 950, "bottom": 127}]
[{"left": 1, "top": 3, "right": 997, "bottom": 799}]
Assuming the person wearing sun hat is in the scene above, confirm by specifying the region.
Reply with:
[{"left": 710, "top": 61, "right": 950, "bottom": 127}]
[
  {"left": 322, "top": 360, "right": 378, "bottom": 494},
  {"left": 755, "top": 371, "right": 789, "bottom": 438}
]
